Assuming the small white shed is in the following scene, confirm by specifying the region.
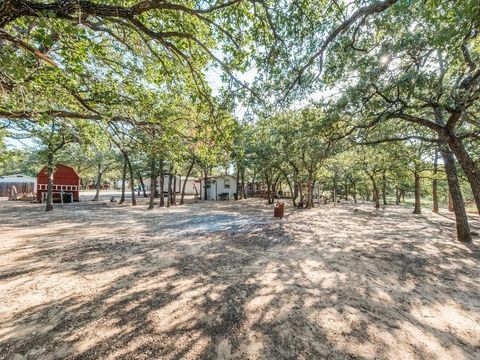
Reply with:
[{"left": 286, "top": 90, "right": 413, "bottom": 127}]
[{"left": 199, "top": 175, "right": 237, "bottom": 200}]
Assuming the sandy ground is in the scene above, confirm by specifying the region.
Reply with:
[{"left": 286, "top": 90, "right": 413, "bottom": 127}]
[{"left": 0, "top": 194, "right": 479, "bottom": 360}]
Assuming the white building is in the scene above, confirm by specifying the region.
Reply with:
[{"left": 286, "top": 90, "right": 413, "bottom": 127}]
[
  {"left": 198, "top": 175, "right": 237, "bottom": 200},
  {"left": 180, "top": 177, "right": 198, "bottom": 195},
  {"left": 116, "top": 175, "right": 219, "bottom": 197},
  {"left": 0, "top": 174, "right": 37, "bottom": 197},
  {"left": 143, "top": 176, "right": 197, "bottom": 195},
  {"left": 116, "top": 180, "right": 128, "bottom": 189}
]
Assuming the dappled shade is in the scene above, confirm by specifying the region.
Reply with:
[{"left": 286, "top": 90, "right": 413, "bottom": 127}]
[{"left": 1, "top": 199, "right": 479, "bottom": 359}]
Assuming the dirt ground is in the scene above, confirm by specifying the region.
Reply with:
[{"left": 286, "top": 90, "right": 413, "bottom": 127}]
[{"left": 1, "top": 195, "right": 479, "bottom": 360}]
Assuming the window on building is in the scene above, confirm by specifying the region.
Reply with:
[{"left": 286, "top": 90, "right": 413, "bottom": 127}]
[{"left": 224, "top": 178, "right": 230, "bottom": 189}]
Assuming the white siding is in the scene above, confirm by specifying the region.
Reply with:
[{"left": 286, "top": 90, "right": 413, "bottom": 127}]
[
  {"left": 199, "top": 175, "right": 237, "bottom": 200},
  {"left": 116, "top": 180, "right": 130, "bottom": 189},
  {"left": 143, "top": 176, "right": 196, "bottom": 194},
  {"left": 180, "top": 177, "right": 197, "bottom": 195}
]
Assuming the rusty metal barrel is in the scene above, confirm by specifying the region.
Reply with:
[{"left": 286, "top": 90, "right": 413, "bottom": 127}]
[{"left": 274, "top": 202, "right": 285, "bottom": 219}]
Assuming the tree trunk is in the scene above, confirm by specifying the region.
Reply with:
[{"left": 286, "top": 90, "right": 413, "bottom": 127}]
[
  {"left": 307, "top": 169, "right": 313, "bottom": 209},
  {"left": 138, "top": 172, "right": 148, "bottom": 197},
  {"left": 272, "top": 175, "right": 280, "bottom": 204},
  {"left": 241, "top": 167, "right": 246, "bottom": 199},
  {"left": 167, "top": 172, "right": 172, "bottom": 207},
  {"left": 292, "top": 168, "right": 299, "bottom": 207},
  {"left": 148, "top": 155, "right": 156, "bottom": 210},
  {"left": 333, "top": 173, "right": 337, "bottom": 203},
  {"left": 93, "top": 161, "right": 102, "bottom": 201},
  {"left": 298, "top": 178, "right": 304, "bottom": 207},
  {"left": 293, "top": 181, "right": 299, "bottom": 204},
  {"left": 344, "top": 179, "right": 348, "bottom": 201},
  {"left": 235, "top": 164, "right": 241, "bottom": 200},
  {"left": 316, "top": 182, "right": 320, "bottom": 205},
  {"left": 119, "top": 156, "right": 127, "bottom": 205},
  {"left": 368, "top": 174, "right": 380, "bottom": 209},
  {"left": 448, "top": 191, "right": 454, "bottom": 212},
  {"left": 180, "top": 159, "right": 195, "bottom": 205},
  {"left": 45, "top": 153, "right": 54, "bottom": 212},
  {"left": 382, "top": 171, "right": 387, "bottom": 205},
  {"left": 446, "top": 133, "right": 480, "bottom": 214},
  {"left": 440, "top": 143, "right": 471, "bottom": 242},
  {"left": 203, "top": 168, "right": 208, "bottom": 200},
  {"left": 293, "top": 171, "right": 301, "bottom": 207},
  {"left": 265, "top": 172, "right": 273, "bottom": 204},
  {"left": 436, "top": 110, "right": 472, "bottom": 241},
  {"left": 432, "top": 151, "right": 439, "bottom": 213},
  {"left": 172, "top": 174, "right": 176, "bottom": 205},
  {"left": 159, "top": 160, "right": 165, "bottom": 207},
  {"left": 251, "top": 171, "right": 256, "bottom": 197},
  {"left": 373, "top": 185, "right": 380, "bottom": 209},
  {"left": 126, "top": 153, "right": 136, "bottom": 206},
  {"left": 352, "top": 182, "right": 357, "bottom": 203},
  {"left": 413, "top": 170, "right": 421, "bottom": 214}
]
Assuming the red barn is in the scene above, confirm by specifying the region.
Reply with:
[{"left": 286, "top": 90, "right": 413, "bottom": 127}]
[{"left": 36, "top": 164, "right": 80, "bottom": 202}]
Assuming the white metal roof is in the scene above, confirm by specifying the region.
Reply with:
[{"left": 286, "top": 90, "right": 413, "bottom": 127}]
[
  {"left": 0, "top": 174, "right": 37, "bottom": 182},
  {"left": 198, "top": 174, "right": 237, "bottom": 181}
]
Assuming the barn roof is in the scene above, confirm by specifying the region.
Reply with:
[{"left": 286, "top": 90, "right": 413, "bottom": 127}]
[
  {"left": 37, "top": 164, "right": 80, "bottom": 186},
  {"left": 37, "top": 164, "right": 79, "bottom": 176}
]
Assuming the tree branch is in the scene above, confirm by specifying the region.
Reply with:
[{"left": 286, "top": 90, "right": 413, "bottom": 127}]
[
  {"left": 283, "top": 0, "right": 399, "bottom": 100},
  {"left": 0, "top": 110, "right": 100, "bottom": 120},
  {"left": 356, "top": 135, "right": 439, "bottom": 145},
  {"left": 0, "top": 29, "right": 58, "bottom": 67},
  {"left": 0, "top": 0, "right": 245, "bottom": 27},
  {"left": 386, "top": 112, "right": 443, "bottom": 132}
]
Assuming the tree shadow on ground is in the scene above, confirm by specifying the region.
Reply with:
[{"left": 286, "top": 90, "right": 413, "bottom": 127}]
[{"left": 0, "top": 200, "right": 479, "bottom": 359}]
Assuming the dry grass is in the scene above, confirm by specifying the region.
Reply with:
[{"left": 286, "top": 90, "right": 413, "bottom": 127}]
[{"left": 0, "top": 196, "right": 479, "bottom": 360}]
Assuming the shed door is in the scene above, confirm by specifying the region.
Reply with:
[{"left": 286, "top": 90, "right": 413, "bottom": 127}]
[{"left": 207, "top": 185, "right": 215, "bottom": 200}]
